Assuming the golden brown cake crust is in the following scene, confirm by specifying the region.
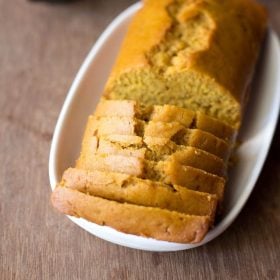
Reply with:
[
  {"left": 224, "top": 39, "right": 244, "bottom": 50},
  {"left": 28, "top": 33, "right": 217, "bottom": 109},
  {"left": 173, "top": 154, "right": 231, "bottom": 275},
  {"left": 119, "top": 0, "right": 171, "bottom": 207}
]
[
  {"left": 95, "top": 137, "right": 226, "bottom": 177},
  {"left": 51, "top": 187, "right": 210, "bottom": 244},
  {"left": 76, "top": 152, "right": 225, "bottom": 201},
  {"left": 78, "top": 115, "right": 231, "bottom": 160},
  {"left": 183, "top": 129, "right": 230, "bottom": 161},
  {"left": 61, "top": 168, "right": 218, "bottom": 219},
  {"left": 93, "top": 100, "right": 236, "bottom": 141},
  {"left": 104, "top": 0, "right": 267, "bottom": 127}
]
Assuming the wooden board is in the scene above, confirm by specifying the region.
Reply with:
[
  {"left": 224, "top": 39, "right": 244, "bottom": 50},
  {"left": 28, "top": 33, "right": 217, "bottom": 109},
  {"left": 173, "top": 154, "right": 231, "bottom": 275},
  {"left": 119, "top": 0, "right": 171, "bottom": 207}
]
[{"left": 0, "top": 0, "right": 279, "bottom": 279}]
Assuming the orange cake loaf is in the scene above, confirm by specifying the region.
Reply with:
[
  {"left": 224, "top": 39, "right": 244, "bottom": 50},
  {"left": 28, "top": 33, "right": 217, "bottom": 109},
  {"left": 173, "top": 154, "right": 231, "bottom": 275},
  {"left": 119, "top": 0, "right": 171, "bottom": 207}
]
[{"left": 51, "top": 0, "right": 267, "bottom": 244}]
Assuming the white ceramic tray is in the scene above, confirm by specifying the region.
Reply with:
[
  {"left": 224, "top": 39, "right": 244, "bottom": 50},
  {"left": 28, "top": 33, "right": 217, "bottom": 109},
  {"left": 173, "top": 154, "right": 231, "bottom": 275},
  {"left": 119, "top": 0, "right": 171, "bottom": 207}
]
[{"left": 49, "top": 2, "right": 280, "bottom": 251}]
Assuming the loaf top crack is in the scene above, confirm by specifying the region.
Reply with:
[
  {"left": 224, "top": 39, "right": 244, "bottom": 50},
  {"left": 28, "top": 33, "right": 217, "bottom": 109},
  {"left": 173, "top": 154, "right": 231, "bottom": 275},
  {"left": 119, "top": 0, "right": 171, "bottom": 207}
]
[{"left": 104, "top": 0, "right": 267, "bottom": 128}]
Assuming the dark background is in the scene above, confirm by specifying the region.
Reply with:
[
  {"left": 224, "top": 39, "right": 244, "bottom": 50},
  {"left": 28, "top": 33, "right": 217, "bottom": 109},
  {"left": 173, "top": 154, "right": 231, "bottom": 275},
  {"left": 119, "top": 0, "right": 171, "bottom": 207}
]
[{"left": 0, "top": 0, "right": 279, "bottom": 279}]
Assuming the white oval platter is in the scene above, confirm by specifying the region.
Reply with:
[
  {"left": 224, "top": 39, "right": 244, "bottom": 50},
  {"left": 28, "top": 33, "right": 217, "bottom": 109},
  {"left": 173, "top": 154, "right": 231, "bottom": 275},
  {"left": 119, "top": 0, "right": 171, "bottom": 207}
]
[{"left": 49, "top": 2, "right": 280, "bottom": 251}]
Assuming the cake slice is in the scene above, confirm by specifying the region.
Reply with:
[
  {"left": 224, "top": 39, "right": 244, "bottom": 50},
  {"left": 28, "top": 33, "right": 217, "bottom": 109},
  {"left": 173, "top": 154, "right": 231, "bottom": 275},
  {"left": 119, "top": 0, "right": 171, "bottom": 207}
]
[
  {"left": 146, "top": 123, "right": 230, "bottom": 160},
  {"left": 51, "top": 187, "right": 211, "bottom": 243},
  {"left": 61, "top": 168, "right": 218, "bottom": 220},
  {"left": 94, "top": 100, "right": 236, "bottom": 141},
  {"left": 150, "top": 105, "right": 236, "bottom": 142},
  {"left": 82, "top": 116, "right": 231, "bottom": 160},
  {"left": 88, "top": 136, "right": 226, "bottom": 177},
  {"left": 77, "top": 154, "right": 225, "bottom": 201}
]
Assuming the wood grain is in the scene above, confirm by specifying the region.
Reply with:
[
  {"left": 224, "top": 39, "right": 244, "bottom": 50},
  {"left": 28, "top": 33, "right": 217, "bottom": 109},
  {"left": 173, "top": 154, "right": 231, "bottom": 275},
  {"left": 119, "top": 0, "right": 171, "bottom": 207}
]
[{"left": 0, "top": 0, "right": 279, "bottom": 279}]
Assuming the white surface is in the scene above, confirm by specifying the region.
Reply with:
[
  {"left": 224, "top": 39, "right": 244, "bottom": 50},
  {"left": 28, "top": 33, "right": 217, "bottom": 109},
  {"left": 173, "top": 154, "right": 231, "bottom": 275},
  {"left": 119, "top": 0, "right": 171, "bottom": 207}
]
[{"left": 49, "top": 2, "right": 280, "bottom": 252}]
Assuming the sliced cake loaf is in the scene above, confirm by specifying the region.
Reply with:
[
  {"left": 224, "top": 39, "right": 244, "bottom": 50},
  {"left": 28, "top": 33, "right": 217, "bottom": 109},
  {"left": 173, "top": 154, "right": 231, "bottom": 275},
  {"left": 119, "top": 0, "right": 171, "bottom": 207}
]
[
  {"left": 51, "top": 0, "right": 268, "bottom": 244},
  {"left": 54, "top": 102, "right": 232, "bottom": 243}
]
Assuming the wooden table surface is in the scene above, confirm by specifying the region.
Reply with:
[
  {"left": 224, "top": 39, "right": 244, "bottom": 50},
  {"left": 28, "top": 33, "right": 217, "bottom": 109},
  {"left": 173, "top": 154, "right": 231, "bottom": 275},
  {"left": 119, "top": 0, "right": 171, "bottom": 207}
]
[{"left": 1, "top": 0, "right": 279, "bottom": 279}]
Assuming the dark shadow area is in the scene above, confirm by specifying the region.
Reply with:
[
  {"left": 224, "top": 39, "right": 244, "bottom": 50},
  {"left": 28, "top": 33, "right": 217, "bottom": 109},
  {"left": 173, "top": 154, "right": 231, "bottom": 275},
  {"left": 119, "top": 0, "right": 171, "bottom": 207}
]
[
  {"left": 29, "top": 0, "right": 79, "bottom": 3},
  {"left": 27, "top": 0, "right": 137, "bottom": 9}
]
